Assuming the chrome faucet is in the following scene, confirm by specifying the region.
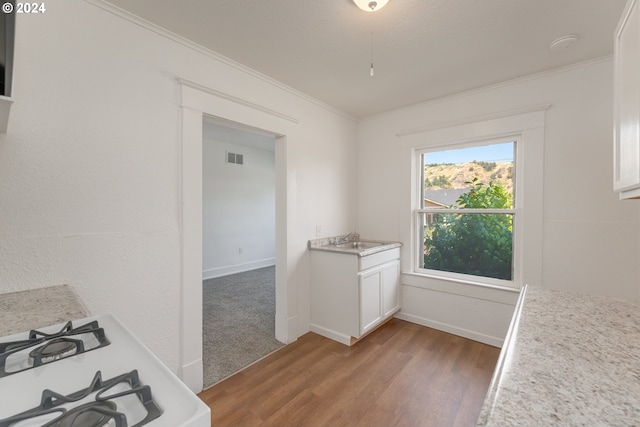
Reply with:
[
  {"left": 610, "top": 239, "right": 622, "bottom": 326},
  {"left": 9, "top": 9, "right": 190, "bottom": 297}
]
[{"left": 333, "top": 231, "right": 359, "bottom": 245}]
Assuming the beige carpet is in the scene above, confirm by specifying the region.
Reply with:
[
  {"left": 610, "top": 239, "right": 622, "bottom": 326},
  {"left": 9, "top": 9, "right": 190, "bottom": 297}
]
[{"left": 202, "top": 266, "right": 283, "bottom": 388}]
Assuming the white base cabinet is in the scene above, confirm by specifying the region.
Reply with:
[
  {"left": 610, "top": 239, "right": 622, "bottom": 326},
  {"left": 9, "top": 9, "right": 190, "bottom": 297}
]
[
  {"left": 310, "top": 248, "right": 400, "bottom": 345},
  {"left": 614, "top": 0, "right": 640, "bottom": 199}
]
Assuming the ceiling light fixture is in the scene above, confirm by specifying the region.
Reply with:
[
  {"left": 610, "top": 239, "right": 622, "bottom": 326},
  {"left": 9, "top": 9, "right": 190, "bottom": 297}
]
[
  {"left": 353, "top": 0, "right": 389, "bottom": 12},
  {"left": 550, "top": 34, "right": 578, "bottom": 51},
  {"left": 353, "top": 1, "right": 389, "bottom": 77}
]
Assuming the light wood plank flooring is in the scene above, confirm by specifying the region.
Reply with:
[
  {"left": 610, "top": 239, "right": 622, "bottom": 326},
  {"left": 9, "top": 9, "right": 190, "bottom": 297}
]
[{"left": 198, "top": 318, "right": 500, "bottom": 427}]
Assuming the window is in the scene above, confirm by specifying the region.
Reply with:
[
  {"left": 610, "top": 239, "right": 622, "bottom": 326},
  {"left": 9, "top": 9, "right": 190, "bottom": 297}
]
[{"left": 416, "top": 138, "right": 517, "bottom": 286}]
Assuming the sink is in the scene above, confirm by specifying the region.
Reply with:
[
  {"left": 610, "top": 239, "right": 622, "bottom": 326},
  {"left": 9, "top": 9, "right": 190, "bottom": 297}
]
[{"left": 335, "top": 241, "right": 384, "bottom": 249}]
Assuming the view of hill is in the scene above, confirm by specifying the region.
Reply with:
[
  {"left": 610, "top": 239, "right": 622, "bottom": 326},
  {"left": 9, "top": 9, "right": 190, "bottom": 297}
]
[{"left": 424, "top": 161, "right": 514, "bottom": 194}]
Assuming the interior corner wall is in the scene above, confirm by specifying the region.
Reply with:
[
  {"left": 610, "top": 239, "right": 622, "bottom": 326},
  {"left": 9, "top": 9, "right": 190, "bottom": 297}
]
[
  {"left": 0, "top": 0, "right": 357, "bottom": 377},
  {"left": 202, "top": 138, "right": 276, "bottom": 279},
  {"left": 357, "top": 59, "right": 640, "bottom": 345}
]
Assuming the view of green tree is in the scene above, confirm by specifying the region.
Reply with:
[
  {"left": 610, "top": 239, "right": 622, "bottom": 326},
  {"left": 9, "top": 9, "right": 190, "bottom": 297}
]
[{"left": 423, "top": 178, "right": 513, "bottom": 280}]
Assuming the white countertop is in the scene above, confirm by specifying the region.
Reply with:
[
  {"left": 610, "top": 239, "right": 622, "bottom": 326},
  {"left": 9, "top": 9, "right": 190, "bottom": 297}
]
[{"left": 477, "top": 284, "right": 640, "bottom": 426}]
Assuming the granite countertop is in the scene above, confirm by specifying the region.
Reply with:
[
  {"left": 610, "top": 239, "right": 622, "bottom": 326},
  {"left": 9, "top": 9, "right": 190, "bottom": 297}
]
[
  {"left": 0, "top": 285, "right": 89, "bottom": 336},
  {"left": 308, "top": 235, "right": 402, "bottom": 257},
  {"left": 477, "top": 284, "right": 640, "bottom": 426}
]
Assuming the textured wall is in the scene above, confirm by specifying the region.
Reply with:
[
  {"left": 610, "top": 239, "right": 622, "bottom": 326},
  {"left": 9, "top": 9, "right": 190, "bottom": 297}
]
[
  {"left": 357, "top": 59, "right": 640, "bottom": 301},
  {"left": 0, "top": 0, "right": 357, "bottom": 376}
]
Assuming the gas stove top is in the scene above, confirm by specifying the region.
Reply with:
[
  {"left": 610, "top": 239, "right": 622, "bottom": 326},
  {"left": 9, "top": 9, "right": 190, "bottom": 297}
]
[
  {"left": 0, "top": 314, "right": 210, "bottom": 427},
  {"left": 0, "top": 319, "right": 110, "bottom": 378}
]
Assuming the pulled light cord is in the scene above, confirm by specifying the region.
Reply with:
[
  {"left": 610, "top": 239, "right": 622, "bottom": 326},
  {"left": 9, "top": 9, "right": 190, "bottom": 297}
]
[{"left": 370, "top": 31, "right": 375, "bottom": 77}]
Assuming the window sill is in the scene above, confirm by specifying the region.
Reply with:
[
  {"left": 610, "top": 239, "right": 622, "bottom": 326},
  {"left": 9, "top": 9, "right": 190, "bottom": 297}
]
[{"left": 401, "top": 271, "right": 520, "bottom": 304}]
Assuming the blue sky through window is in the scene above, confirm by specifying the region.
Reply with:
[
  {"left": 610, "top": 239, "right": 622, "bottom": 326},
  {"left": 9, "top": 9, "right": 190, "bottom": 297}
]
[{"left": 424, "top": 142, "right": 514, "bottom": 165}]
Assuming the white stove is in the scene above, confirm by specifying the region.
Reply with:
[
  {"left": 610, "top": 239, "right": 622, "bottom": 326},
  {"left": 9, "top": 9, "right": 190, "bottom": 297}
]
[{"left": 0, "top": 314, "right": 210, "bottom": 427}]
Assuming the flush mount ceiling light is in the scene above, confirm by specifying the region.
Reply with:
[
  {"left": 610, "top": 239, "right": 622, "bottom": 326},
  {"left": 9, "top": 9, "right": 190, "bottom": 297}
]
[
  {"left": 550, "top": 34, "right": 578, "bottom": 51},
  {"left": 353, "top": 0, "right": 389, "bottom": 12}
]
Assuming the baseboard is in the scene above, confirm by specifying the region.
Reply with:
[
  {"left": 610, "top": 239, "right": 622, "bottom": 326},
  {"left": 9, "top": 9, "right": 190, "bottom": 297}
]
[
  {"left": 180, "top": 358, "right": 203, "bottom": 393},
  {"left": 309, "top": 323, "right": 351, "bottom": 346},
  {"left": 394, "top": 312, "right": 504, "bottom": 348},
  {"left": 286, "top": 315, "right": 298, "bottom": 344},
  {"left": 202, "top": 258, "right": 275, "bottom": 280}
]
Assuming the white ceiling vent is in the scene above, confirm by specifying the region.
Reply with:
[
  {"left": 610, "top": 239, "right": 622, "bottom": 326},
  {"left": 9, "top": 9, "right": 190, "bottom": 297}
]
[{"left": 226, "top": 151, "right": 244, "bottom": 165}]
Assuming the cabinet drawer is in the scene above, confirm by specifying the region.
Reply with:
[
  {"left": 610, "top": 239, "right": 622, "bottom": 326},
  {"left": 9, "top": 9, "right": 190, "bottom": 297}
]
[{"left": 359, "top": 248, "right": 400, "bottom": 271}]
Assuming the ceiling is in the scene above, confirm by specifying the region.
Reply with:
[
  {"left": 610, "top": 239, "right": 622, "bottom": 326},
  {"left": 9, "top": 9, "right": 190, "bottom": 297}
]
[{"left": 104, "top": 0, "right": 626, "bottom": 118}]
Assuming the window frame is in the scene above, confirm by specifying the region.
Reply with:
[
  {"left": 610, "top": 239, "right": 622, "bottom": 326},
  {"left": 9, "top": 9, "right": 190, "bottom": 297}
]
[
  {"left": 399, "top": 106, "right": 546, "bottom": 293},
  {"left": 414, "top": 136, "right": 521, "bottom": 288}
]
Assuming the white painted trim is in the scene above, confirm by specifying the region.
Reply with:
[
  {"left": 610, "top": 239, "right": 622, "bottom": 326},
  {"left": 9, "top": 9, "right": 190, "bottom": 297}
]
[
  {"left": 179, "top": 79, "right": 296, "bottom": 392},
  {"left": 366, "top": 56, "right": 611, "bottom": 120},
  {"left": 286, "top": 315, "right": 299, "bottom": 343},
  {"left": 179, "top": 106, "right": 205, "bottom": 393},
  {"left": 179, "top": 358, "right": 203, "bottom": 394},
  {"left": 309, "top": 323, "right": 351, "bottom": 346},
  {"left": 401, "top": 273, "right": 519, "bottom": 304},
  {"left": 0, "top": 96, "right": 14, "bottom": 133},
  {"left": 397, "top": 104, "right": 551, "bottom": 137},
  {"left": 395, "top": 106, "right": 544, "bottom": 348},
  {"left": 83, "top": 0, "right": 355, "bottom": 122},
  {"left": 399, "top": 106, "right": 548, "bottom": 149},
  {"left": 202, "top": 258, "right": 276, "bottom": 280},
  {"left": 400, "top": 106, "right": 545, "bottom": 290},
  {"left": 620, "top": 186, "right": 640, "bottom": 199},
  {"left": 177, "top": 78, "right": 299, "bottom": 124},
  {"left": 394, "top": 311, "right": 504, "bottom": 348}
]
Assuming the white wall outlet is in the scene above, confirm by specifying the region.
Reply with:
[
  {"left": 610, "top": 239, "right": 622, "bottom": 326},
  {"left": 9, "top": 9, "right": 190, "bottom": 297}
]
[
  {"left": 315, "top": 225, "right": 322, "bottom": 237},
  {"left": 238, "top": 247, "right": 243, "bottom": 255}
]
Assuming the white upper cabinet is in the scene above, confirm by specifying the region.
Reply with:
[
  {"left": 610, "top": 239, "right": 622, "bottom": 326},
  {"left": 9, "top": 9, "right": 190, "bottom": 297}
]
[
  {"left": 614, "top": 0, "right": 640, "bottom": 199},
  {"left": 0, "top": 7, "right": 14, "bottom": 133}
]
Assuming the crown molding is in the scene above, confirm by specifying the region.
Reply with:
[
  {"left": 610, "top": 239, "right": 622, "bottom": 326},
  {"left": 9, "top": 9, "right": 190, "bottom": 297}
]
[
  {"left": 84, "top": 0, "right": 356, "bottom": 122},
  {"left": 375, "top": 56, "right": 613, "bottom": 120}
]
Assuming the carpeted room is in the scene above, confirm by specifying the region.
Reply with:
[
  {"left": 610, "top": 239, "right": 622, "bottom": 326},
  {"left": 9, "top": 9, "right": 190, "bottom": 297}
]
[
  {"left": 202, "top": 121, "right": 279, "bottom": 388},
  {"left": 202, "top": 266, "right": 282, "bottom": 388}
]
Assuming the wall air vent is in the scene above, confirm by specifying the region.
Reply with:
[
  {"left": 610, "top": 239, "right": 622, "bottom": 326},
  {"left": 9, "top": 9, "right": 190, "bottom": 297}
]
[{"left": 226, "top": 151, "right": 244, "bottom": 165}]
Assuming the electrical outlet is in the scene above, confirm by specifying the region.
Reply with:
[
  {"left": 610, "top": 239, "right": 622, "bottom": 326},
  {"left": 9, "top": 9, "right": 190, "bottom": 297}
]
[
  {"left": 238, "top": 248, "right": 243, "bottom": 255},
  {"left": 316, "top": 225, "right": 322, "bottom": 237}
]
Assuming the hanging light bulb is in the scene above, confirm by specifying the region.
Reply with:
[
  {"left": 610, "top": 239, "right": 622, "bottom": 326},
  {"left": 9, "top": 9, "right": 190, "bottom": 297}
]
[{"left": 354, "top": 2, "right": 387, "bottom": 77}]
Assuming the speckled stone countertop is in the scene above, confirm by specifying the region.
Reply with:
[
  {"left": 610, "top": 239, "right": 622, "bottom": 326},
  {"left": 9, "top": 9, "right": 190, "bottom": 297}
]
[
  {"left": 477, "top": 284, "right": 640, "bottom": 426},
  {"left": 308, "top": 235, "right": 402, "bottom": 257},
  {"left": 0, "top": 285, "right": 89, "bottom": 336}
]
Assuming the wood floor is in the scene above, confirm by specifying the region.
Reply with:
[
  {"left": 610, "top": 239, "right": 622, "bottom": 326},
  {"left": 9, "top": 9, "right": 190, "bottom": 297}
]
[{"left": 198, "top": 319, "right": 500, "bottom": 427}]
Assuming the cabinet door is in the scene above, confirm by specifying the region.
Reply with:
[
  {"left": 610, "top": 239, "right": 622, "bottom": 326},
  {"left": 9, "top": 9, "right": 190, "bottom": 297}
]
[
  {"left": 614, "top": 0, "right": 640, "bottom": 198},
  {"left": 381, "top": 260, "right": 400, "bottom": 318},
  {"left": 359, "top": 269, "right": 382, "bottom": 336}
]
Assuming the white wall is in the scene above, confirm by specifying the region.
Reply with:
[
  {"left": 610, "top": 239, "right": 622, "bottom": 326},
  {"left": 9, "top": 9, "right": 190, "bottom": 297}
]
[
  {"left": 357, "top": 59, "right": 640, "bottom": 345},
  {"left": 202, "top": 137, "right": 275, "bottom": 279},
  {"left": 0, "top": 0, "right": 357, "bottom": 380}
]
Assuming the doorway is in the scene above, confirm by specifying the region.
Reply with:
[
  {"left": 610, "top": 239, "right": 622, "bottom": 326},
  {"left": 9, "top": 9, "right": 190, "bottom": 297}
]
[
  {"left": 178, "top": 78, "right": 296, "bottom": 393},
  {"left": 201, "top": 120, "right": 282, "bottom": 387}
]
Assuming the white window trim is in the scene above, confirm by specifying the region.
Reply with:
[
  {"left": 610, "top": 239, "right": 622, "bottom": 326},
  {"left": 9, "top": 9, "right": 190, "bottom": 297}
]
[
  {"left": 415, "top": 136, "right": 520, "bottom": 288},
  {"left": 399, "top": 106, "right": 547, "bottom": 290}
]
